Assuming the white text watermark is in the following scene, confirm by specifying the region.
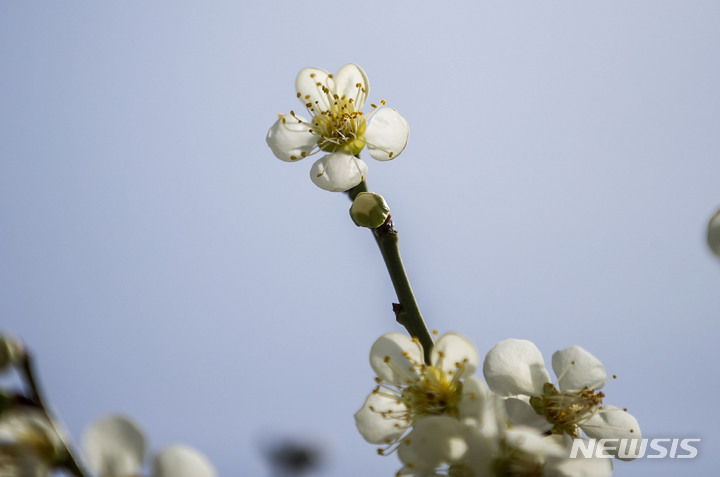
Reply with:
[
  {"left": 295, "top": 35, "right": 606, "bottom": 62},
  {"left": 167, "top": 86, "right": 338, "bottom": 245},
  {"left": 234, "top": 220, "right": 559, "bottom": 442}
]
[{"left": 569, "top": 438, "right": 701, "bottom": 459}]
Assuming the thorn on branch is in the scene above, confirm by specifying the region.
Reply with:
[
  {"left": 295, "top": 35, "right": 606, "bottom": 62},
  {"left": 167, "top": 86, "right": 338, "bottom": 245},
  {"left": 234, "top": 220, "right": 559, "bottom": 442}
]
[
  {"left": 392, "top": 303, "right": 403, "bottom": 322},
  {"left": 374, "top": 214, "right": 396, "bottom": 235}
]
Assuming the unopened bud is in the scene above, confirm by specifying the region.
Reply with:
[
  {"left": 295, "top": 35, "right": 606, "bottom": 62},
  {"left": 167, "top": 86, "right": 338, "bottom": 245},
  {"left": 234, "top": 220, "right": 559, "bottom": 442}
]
[
  {"left": 0, "top": 334, "right": 24, "bottom": 372},
  {"left": 349, "top": 192, "right": 390, "bottom": 228},
  {"left": 709, "top": 209, "right": 720, "bottom": 258}
]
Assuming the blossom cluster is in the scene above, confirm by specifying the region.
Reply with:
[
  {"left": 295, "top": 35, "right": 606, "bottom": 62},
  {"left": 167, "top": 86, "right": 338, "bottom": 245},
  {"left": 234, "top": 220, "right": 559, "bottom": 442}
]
[
  {"left": 0, "top": 332, "right": 216, "bottom": 477},
  {"left": 81, "top": 414, "right": 217, "bottom": 477},
  {"left": 355, "top": 333, "right": 641, "bottom": 476}
]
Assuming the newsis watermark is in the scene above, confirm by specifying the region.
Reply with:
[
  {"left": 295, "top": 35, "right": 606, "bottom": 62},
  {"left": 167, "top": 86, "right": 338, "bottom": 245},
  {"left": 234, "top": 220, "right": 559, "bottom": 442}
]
[{"left": 570, "top": 438, "right": 701, "bottom": 459}]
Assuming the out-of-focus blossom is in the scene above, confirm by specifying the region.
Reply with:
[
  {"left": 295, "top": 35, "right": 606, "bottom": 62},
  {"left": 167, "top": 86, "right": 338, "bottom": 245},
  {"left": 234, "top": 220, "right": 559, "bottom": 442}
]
[
  {"left": 0, "top": 409, "right": 66, "bottom": 477},
  {"left": 153, "top": 444, "right": 217, "bottom": 477},
  {"left": 82, "top": 415, "right": 146, "bottom": 477},
  {"left": 0, "top": 334, "right": 25, "bottom": 373},
  {"left": 82, "top": 414, "right": 217, "bottom": 477}
]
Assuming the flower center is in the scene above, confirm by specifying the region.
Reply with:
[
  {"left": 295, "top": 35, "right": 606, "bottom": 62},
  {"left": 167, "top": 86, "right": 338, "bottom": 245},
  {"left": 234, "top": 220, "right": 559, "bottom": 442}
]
[
  {"left": 530, "top": 383, "right": 604, "bottom": 436},
  {"left": 293, "top": 73, "right": 386, "bottom": 157},
  {"left": 401, "top": 366, "right": 464, "bottom": 421},
  {"left": 310, "top": 98, "right": 367, "bottom": 155}
]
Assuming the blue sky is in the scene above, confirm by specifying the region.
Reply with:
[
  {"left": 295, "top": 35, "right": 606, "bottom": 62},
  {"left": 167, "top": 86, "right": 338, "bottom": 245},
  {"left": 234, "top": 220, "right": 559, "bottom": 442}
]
[{"left": 1, "top": 2, "right": 719, "bottom": 476}]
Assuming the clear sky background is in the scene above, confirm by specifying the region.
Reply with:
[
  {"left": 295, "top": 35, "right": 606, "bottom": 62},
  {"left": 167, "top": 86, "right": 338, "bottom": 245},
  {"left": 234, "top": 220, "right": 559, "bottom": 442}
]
[{"left": 1, "top": 2, "right": 719, "bottom": 476}]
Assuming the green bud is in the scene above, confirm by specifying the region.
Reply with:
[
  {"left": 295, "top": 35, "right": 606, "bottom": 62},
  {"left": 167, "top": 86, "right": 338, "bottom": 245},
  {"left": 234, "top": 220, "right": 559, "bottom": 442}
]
[
  {"left": 708, "top": 209, "right": 720, "bottom": 258},
  {"left": 349, "top": 192, "right": 390, "bottom": 229}
]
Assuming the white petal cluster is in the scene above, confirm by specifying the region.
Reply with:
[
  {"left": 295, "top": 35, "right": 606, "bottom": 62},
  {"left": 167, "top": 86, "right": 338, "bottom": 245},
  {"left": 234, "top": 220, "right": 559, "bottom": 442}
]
[
  {"left": 483, "top": 339, "right": 642, "bottom": 460},
  {"left": 82, "top": 414, "right": 217, "bottom": 477},
  {"left": 267, "top": 64, "right": 409, "bottom": 191},
  {"left": 354, "top": 333, "right": 479, "bottom": 453},
  {"left": 356, "top": 334, "right": 638, "bottom": 476}
]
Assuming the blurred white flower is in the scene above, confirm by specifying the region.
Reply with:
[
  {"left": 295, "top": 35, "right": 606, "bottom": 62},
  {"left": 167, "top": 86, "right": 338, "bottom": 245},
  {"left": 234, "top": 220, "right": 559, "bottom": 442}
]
[
  {"left": 82, "top": 414, "right": 217, "bottom": 477},
  {"left": 266, "top": 64, "right": 409, "bottom": 191},
  {"left": 82, "top": 415, "right": 145, "bottom": 477},
  {"left": 0, "top": 408, "right": 65, "bottom": 477},
  {"left": 354, "top": 333, "right": 480, "bottom": 452},
  {"left": 153, "top": 444, "right": 217, "bottom": 477},
  {"left": 483, "top": 339, "right": 641, "bottom": 459}
]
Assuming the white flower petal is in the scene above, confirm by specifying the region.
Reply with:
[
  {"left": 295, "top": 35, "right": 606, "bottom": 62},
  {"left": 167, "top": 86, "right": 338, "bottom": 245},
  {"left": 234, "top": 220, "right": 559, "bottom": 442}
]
[
  {"left": 479, "top": 390, "right": 511, "bottom": 438},
  {"left": 397, "top": 416, "right": 467, "bottom": 470},
  {"left": 365, "top": 108, "right": 410, "bottom": 161},
  {"left": 581, "top": 405, "right": 641, "bottom": 460},
  {"left": 504, "top": 428, "right": 566, "bottom": 459},
  {"left": 461, "top": 427, "right": 496, "bottom": 476},
  {"left": 295, "top": 67, "right": 332, "bottom": 111},
  {"left": 152, "top": 445, "right": 217, "bottom": 477},
  {"left": 333, "top": 64, "right": 369, "bottom": 108},
  {"left": 547, "top": 454, "right": 613, "bottom": 477},
  {"left": 458, "top": 376, "right": 488, "bottom": 424},
  {"left": 545, "top": 436, "right": 614, "bottom": 477},
  {"left": 708, "top": 208, "right": 720, "bottom": 258},
  {"left": 81, "top": 415, "right": 145, "bottom": 476},
  {"left": 266, "top": 115, "right": 317, "bottom": 162},
  {"left": 309, "top": 152, "right": 367, "bottom": 192},
  {"left": 504, "top": 397, "right": 553, "bottom": 432},
  {"left": 369, "top": 333, "right": 422, "bottom": 385},
  {"left": 483, "top": 339, "right": 551, "bottom": 397},
  {"left": 430, "top": 333, "right": 478, "bottom": 379},
  {"left": 552, "top": 346, "right": 607, "bottom": 391},
  {"left": 354, "top": 391, "right": 409, "bottom": 445}
]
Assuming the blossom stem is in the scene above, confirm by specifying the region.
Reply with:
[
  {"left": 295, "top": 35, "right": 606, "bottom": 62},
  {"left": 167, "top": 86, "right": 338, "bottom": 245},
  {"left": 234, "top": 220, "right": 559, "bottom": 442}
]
[
  {"left": 19, "top": 353, "right": 89, "bottom": 477},
  {"left": 348, "top": 181, "right": 434, "bottom": 363}
]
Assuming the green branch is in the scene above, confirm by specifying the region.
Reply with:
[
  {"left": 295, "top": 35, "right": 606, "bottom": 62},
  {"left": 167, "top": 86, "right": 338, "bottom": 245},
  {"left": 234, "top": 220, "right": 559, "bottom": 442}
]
[
  {"left": 19, "top": 353, "right": 89, "bottom": 477},
  {"left": 348, "top": 181, "right": 434, "bottom": 363}
]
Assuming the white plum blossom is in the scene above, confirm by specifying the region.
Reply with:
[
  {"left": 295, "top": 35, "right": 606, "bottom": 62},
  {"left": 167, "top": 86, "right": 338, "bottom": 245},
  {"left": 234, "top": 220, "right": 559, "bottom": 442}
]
[
  {"left": 396, "top": 393, "right": 612, "bottom": 477},
  {"left": 483, "top": 339, "right": 641, "bottom": 460},
  {"left": 82, "top": 414, "right": 217, "bottom": 477},
  {"left": 266, "top": 64, "right": 409, "bottom": 191},
  {"left": 354, "top": 333, "right": 480, "bottom": 453}
]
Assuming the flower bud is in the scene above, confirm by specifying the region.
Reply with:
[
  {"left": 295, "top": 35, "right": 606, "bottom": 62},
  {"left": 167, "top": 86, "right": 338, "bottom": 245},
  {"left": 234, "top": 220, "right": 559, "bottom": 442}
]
[
  {"left": 708, "top": 209, "right": 720, "bottom": 258},
  {"left": 349, "top": 192, "right": 390, "bottom": 228},
  {"left": 0, "top": 333, "right": 24, "bottom": 372}
]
